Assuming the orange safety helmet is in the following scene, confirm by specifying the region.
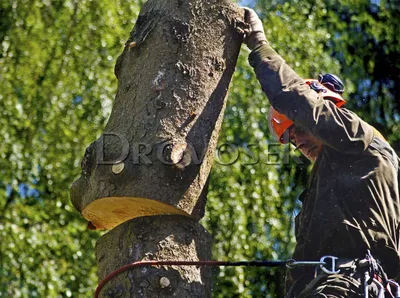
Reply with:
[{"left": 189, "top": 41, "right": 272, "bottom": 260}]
[{"left": 268, "top": 78, "right": 346, "bottom": 144}]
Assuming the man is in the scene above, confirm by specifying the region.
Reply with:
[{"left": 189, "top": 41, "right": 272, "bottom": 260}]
[{"left": 243, "top": 8, "right": 400, "bottom": 297}]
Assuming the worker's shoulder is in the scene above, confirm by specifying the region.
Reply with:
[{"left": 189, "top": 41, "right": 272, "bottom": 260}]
[
  {"left": 366, "top": 132, "right": 399, "bottom": 169},
  {"left": 335, "top": 107, "right": 396, "bottom": 159}
]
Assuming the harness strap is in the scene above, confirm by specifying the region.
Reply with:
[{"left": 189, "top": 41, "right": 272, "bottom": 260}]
[{"left": 316, "top": 251, "right": 399, "bottom": 298}]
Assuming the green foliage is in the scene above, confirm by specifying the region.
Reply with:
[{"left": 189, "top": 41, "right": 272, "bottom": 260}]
[
  {"left": 0, "top": 0, "right": 143, "bottom": 296},
  {"left": 0, "top": 0, "right": 399, "bottom": 297}
]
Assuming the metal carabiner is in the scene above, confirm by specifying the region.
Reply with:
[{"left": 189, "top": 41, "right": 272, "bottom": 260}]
[
  {"left": 371, "top": 278, "right": 385, "bottom": 298},
  {"left": 362, "top": 270, "right": 369, "bottom": 298},
  {"left": 388, "top": 280, "right": 400, "bottom": 298},
  {"left": 319, "top": 255, "right": 340, "bottom": 274}
]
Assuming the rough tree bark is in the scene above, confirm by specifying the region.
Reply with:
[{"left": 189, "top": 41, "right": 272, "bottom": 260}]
[{"left": 70, "top": 0, "right": 245, "bottom": 297}]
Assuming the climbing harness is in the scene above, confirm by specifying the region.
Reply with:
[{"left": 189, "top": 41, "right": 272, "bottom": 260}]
[
  {"left": 357, "top": 251, "right": 400, "bottom": 298},
  {"left": 94, "top": 253, "right": 399, "bottom": 298},
  {"left": 310, "top": 251, "right": 400, "bottom": 298}
]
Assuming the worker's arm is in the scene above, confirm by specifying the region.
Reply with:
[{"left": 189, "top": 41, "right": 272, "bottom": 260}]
[{"left": 244, "top": 8, "right": 373, "bottom": 153}]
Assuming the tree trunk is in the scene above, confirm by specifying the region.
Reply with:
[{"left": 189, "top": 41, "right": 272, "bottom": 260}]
[
  {"left": 70, "top": 0, "right": 245, "bottom": 296},
  {"left": 96, "top": 216, "right": 212, "bottom": 297}
]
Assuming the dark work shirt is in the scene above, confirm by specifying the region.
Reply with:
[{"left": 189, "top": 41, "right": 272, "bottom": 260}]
[{"left": 249, "top": 44, "right": 400, "bottom": 278}]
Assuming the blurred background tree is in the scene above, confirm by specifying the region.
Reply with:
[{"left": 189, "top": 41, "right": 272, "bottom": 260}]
[{"left": 0, "top": 0, "right": 398, "bottom": 297}]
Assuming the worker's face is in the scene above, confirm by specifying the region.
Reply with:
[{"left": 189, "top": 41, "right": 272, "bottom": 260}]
[{"left": 289, "top": 125, "right": 323, "bottom": 163}]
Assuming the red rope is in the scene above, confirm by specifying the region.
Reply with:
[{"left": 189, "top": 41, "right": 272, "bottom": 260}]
[{"left": 94, "top": 259, "right": 288, "bottom": 297}]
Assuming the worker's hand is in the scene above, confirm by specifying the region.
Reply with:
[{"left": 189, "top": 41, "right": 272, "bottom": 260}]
[{"left": 242, "top": 7, "right": 268, "bottom": 50}]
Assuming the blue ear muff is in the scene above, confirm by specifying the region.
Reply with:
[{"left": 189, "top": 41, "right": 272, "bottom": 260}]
[{"left": 309, "top": 81, "right": 328, "bottom": 94}]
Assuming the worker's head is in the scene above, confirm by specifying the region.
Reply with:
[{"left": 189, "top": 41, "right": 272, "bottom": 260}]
[
  {"left": 288, "top": 125, "right": 323, "bottom": 162},
  {"left": 268, "top": 74, "right": 345, "bottom": 162}
]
